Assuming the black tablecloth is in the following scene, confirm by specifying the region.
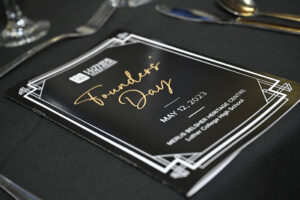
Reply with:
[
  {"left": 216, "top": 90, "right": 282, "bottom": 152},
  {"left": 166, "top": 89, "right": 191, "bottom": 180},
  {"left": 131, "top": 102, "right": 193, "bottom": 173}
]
[{"left": 0, "top": 0, "right": 299, "bottom": 199}]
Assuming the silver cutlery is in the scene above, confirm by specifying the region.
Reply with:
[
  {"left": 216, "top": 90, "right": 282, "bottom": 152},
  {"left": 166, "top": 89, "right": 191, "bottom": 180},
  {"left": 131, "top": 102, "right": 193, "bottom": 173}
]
[
  {"left": 218, "top": 0, "right": 300, "bottom": 22},
  {"left": 0, "top": 174, "right": 41, "bottom": 200},
  {"left": 155, "top": 5, "right": 300, "bottom": 35},
  {"left": 0, "top": 0, "right": 152, "bottom": 79}
]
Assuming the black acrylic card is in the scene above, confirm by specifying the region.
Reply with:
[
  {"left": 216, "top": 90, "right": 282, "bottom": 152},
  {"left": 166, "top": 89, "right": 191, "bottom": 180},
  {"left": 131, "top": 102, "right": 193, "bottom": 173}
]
[{"left": 6, "top": 32, "right": 300, "bottom": 197}]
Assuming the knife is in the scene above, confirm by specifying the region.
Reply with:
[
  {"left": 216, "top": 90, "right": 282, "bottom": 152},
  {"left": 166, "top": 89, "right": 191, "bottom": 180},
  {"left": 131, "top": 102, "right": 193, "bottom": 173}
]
[
  {"left": 0, "top": 174, "right": 41, "bottom": 200},
  {"left": 155, "top": 5, "right": 300, "bottom": 35}
]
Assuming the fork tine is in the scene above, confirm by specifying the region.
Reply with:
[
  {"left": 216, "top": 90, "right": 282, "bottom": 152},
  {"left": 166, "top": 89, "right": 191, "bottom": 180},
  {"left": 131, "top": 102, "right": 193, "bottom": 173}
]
[
  {"left": 93, "top": 6, "right": 116, "bottom": 27},
  {"left": 86, "top": 0, "right": 116, "bottom": 28},
  {"left": 93, "top": 8, "right": 116, "bottom": 27}
]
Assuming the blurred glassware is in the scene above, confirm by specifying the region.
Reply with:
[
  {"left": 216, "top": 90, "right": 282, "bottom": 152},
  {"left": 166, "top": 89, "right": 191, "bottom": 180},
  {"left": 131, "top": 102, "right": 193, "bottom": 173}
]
[{"left": 0, "top": 0, "right": 50, "bottom": 47}]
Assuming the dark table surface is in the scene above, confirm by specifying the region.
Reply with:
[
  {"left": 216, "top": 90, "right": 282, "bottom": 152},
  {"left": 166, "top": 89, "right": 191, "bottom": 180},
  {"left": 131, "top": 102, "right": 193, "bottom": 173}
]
[{"left": 0, "top": 0, "right": 299, "bottom": 199}]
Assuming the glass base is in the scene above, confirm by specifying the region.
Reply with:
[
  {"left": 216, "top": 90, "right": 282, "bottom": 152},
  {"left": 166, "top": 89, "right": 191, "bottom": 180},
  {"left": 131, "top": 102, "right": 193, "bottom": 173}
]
[{"left": 0, "top": 19, "right": 50, "bottom": 48}]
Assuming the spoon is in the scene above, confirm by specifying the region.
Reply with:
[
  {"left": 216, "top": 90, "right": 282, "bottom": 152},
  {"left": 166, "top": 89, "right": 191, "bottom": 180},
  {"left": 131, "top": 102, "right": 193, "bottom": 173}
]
[
  {"left": 155, "top": 5, "right": 300, "bottom": 35},
  {"left": 218, "top": 0, "right": 300, "bottom": 22}
]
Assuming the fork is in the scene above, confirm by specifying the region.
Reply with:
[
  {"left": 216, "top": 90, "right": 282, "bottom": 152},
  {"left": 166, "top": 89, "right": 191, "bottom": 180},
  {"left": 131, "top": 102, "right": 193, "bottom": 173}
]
[{"left": 0, "top": 0, "right": 116, "bottom": 78}]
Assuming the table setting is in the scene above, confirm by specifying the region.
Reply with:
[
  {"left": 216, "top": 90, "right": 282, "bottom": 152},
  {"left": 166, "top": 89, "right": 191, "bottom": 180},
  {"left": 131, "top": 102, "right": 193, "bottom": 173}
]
[{"left": 0, "top": 0, "right": 299, "bottom": 199}]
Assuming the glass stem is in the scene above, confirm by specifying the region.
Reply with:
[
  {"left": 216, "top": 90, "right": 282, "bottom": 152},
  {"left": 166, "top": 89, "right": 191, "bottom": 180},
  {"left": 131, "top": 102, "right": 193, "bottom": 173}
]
[{"left": 3, "top": 0, "right": 25, "bottom": 21}]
